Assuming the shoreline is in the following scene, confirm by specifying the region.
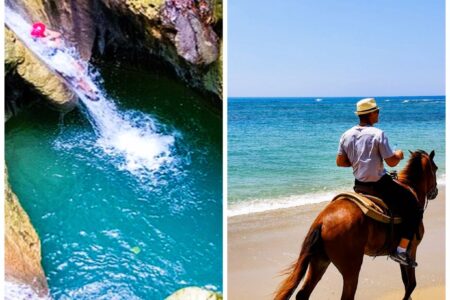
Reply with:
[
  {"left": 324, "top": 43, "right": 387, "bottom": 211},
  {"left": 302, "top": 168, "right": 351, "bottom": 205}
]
[
  {"left": 228, "top": 175, "right": 446, "bottom": 217},
  {"left": 228, "top": 185, "right": 445, "bottom": 299}
]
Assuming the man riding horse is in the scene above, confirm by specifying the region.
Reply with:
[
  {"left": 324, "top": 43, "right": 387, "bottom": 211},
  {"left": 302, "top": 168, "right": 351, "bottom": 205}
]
[{"left": 336, "top": 98, "right": 422, "bottom": 268}]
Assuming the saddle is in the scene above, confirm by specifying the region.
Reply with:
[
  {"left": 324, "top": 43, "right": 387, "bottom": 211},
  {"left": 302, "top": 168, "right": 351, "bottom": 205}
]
[{"left": 332, "top": 192, "right": 402, "bottom": 224}]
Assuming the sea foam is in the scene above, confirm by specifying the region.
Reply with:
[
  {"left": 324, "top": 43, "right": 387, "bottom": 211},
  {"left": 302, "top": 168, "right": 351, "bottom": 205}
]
[
  {"left": 229, "top": 174, "right": 446, "bottom": 217},
  {"left": 228, "top": 189, "right": 346, "bottom": 217}
]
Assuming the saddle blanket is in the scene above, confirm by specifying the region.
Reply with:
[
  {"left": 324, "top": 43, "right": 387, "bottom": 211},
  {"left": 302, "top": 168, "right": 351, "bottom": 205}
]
[{"left": 332, "top": 192, "right": 402, "bottom": 224}]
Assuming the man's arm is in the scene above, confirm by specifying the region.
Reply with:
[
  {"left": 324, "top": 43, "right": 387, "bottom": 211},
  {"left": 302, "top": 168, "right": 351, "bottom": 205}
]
[
  {"left": 384, "top": 150, "right": 404, "bottom": 167},
  {"left": 336, "top": 153, "right": 351, "bottom": 167}
]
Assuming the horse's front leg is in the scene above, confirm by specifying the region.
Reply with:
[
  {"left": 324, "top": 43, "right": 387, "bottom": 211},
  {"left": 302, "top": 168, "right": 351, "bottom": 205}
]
[
  {"left": 400, "top": 265, "right": 415, "bottom": 300},
  {"left": 401, "top": 247, "right": 418, "bottom": 300},
  {"left": 400, "top": 266, "right": 416, "bottom": 300}
]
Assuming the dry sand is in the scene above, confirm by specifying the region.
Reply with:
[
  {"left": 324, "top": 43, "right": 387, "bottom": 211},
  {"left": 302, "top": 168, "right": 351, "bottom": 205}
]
[{"left": 228, "top": 186, "right": 445, "bottom": 299}]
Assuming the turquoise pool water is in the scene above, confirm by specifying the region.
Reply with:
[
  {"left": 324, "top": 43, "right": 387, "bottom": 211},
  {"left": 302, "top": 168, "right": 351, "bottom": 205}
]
[{"left": 6, "top": 65, "right": 222, "bottom": 298}]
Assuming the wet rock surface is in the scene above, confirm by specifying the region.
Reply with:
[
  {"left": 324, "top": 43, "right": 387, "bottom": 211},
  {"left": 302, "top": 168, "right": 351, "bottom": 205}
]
[{"left": 5, "top": 168, "right": 49, "bottom": 298}]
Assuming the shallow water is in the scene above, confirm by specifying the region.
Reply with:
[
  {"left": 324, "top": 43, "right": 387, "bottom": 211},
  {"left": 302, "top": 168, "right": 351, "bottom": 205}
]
[
  {"left": 6, "top": 65, "right": 222, "bottom": 298},
  {"left": 228, "top": 96, "right": 445, "bottom": 216}
]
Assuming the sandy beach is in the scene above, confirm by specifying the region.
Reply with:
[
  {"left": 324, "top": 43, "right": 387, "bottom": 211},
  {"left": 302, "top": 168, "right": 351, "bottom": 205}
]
[{"left": 228, "top": 185, "right": 445, "bottom": 299}]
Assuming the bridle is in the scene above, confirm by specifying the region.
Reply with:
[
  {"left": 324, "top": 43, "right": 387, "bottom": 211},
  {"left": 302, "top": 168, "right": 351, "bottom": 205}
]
[
  {"left": 397, "top": 150, "right": 438, "bottom": 210},
  {"left": 417, "top": 150, "right": 439, "bottom": 203}
]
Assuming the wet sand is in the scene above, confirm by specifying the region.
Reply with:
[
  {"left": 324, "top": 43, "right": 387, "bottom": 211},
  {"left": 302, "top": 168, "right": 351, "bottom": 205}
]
[{"left": 228, "top": 186, "right": 445, "bottom": 299}]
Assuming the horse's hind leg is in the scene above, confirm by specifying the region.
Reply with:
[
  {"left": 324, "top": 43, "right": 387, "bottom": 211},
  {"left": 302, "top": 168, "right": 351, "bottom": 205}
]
[
  {"left": 333, "top": 252, "right": 364, "bottom": 300},
  {"left": 340, "top": 272, "right": 360, "bottom": 300},
  {"left": 295, "top": 254, "right": 330, "bottom": 300}
]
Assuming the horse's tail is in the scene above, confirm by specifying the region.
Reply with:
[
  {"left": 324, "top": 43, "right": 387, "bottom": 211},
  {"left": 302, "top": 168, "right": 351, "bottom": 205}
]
[{"left": 274, "top": 223, "right": 322, "bottom": 300}]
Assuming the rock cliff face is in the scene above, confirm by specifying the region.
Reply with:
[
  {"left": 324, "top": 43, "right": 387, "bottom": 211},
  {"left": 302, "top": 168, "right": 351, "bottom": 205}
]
[
  {"left": 5, "top": 0, "right": 222, "bottom": 112},
  {"left": 5, "top": 168, "right": 49, "bottom": 298},
  {"left": 96, "top": 0, "right": 222, "bottom": 97}
]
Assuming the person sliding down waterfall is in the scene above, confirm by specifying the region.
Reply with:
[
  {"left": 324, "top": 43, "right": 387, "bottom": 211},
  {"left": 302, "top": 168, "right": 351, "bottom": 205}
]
[
  {"left": 336, "top": 98, "right": 423, "bottom": 268},
  {"left": 30, "top": 22, "right": 99, "bottom": 101}
]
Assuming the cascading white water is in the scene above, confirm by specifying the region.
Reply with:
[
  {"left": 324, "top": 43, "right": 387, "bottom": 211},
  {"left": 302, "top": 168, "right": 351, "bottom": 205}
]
[
  {"left": 5, "top": 7, "right": 178, "bottom": 181},
  {"left": 4, "top": 281, "right": 48, "bottom": 300}
]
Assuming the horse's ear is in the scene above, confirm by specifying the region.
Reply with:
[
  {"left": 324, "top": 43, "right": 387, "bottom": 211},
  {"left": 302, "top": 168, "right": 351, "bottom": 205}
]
[
  {"left": 408, "top": 150, "right": 413, "bottom": 155},
  {"left": 430, "top": 150, "right": 435, "bottom": 160}
]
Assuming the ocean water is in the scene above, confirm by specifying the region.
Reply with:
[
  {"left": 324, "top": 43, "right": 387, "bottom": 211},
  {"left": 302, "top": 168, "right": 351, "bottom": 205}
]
[
  {"left": 6, "top": 65, "right": 222, "bottom": 298},
  {"left": 228, "top": 96, "right": 445, "bottom": 216}
]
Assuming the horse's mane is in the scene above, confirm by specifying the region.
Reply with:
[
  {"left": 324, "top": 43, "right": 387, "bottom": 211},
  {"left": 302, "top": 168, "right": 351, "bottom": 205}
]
[{"left": 398, "top": 150, "right": 428, "bottom": 186}]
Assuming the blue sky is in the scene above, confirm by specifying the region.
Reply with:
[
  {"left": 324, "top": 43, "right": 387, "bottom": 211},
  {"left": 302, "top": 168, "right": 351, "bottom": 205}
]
[{"left": 228, "top": 0, "right": 445, "bottom": 97}]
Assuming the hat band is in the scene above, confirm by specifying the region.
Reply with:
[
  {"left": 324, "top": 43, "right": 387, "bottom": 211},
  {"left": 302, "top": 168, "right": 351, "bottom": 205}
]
[{"left": 356, "top": 106, "right": 379, "bottom": 115}]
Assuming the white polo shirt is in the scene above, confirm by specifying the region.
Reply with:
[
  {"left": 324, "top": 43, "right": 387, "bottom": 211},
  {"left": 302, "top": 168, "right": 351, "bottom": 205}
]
[{"left": 338, "top": 125, "right": 395, "bottom": 182}]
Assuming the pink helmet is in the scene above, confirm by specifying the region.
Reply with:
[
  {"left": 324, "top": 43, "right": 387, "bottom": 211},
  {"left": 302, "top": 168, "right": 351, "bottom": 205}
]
[{"left": 31, "top": 22, "right": 46, "bottom": 38}]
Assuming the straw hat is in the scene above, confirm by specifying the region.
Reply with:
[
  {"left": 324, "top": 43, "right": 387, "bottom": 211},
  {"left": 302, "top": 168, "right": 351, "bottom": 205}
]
[{"left": 355, "top": 98, "right": 379, "bottom": 115}]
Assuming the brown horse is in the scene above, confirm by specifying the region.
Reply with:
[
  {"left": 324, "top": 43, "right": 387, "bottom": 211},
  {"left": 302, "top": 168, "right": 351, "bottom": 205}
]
[{"left": 274, "top": 150, "right": 438, "bottom": 300}]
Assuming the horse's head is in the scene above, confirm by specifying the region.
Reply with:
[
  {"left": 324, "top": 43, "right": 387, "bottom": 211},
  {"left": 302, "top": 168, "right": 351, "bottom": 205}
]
[
  {"left": 400, "top": 150, "right": 438, "bottom": 207},
  {"left": 423, "top": 150, "right": 439, "bottom": 200}
]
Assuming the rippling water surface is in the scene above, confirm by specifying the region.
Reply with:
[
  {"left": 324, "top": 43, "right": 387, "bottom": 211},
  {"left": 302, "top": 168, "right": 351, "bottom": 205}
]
[
  {"left": 228, "top": 96, "right": 445, "bottom": 216},
  {"left": 6, "top": 65, "right": 222, "bottom": 298}
]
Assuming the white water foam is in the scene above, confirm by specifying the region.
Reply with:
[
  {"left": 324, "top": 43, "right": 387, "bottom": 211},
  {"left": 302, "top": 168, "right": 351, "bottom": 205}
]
[
  {"left": 80, "top": 100, "right": 177, "bottom": 181},
  {"left": 385, "top": 98, "right": 444, "bottom": 103},
  {"left": 6, "top": 8, "right": 178, "bottom": 181},
  {"left": 437, "top": 173, "right": 446, "bottom": 186},
  {"left": 5, "top": 281, "right": 50, "bottom": 300},
  {"left": 228, "top": 189, "right": 347, "bottom": 217},
  {"left": 229, "top": 174, "right": 446, "bottom": 217},
  {"left": 402, "top": 98, "right": 444, "bottom": 103}
]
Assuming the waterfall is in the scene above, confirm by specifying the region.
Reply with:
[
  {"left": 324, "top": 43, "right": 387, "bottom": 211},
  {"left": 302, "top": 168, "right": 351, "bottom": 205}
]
[{"left": 5, "top": 7, "right": 178, "bottom": 182}]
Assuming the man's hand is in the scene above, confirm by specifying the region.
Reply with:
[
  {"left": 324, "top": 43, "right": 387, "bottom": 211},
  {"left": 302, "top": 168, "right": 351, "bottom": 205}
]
[
  {"left": 394, "top": 150, "right": 404, "bottom": 160},
  {"left": 385, "top": 149, "right": 404, "bottom": 167}
]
